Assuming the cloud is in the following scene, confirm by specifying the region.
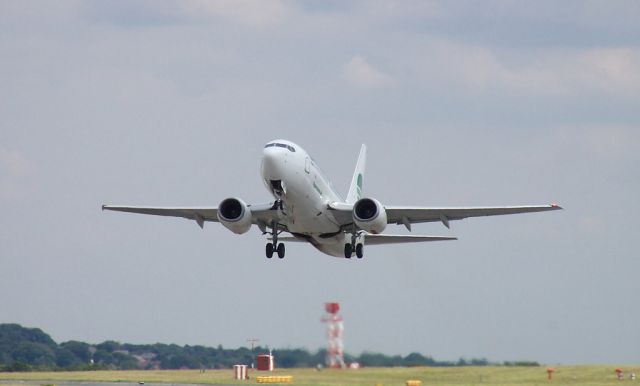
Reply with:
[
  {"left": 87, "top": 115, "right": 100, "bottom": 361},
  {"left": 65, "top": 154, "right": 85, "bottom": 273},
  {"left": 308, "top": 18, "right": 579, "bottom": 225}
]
[
  {"left": 0, "top": 149, "right": 34, "bottom": 177},
  {"left": 342, "top": 55, "right": 393, "bottom": 88},
  {"left": 78, "top": 0, "right": 292, "bottom": 28},
  {"left": 0, "top": 149, "right": 35, "bottom": 200},
  {"left": 577, "top": 48, "right": 640, "bottom": 93},
  {"left": 583, "top": 125, "right": 640, "bottom": 160},
  {"left": 183, "top": 0, "right": 291, "bottom": 27},
  {"left": 409, "top": 39, "right": 640, "bottom": 95}
]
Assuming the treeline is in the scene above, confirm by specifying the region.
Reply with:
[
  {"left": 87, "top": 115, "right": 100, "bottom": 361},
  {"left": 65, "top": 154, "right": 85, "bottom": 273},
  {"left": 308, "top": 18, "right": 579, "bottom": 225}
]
[{"left": 0, "top": 324, "right": 538, "bottom": 371}]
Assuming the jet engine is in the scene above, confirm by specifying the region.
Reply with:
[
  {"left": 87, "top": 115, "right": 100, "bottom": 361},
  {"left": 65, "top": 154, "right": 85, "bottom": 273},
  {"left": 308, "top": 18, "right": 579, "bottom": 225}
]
[
  {"left": 353, "top": 197, "right": 387, "bottom": 234},
  {"left": 217, "top": 197, "right": 252, "bottom": 234}
]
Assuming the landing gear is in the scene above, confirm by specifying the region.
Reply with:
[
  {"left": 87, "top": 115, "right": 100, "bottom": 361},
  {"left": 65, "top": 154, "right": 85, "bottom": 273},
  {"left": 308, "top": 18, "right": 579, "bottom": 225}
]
[
  {"left": 270, "top": 199, "right": 283, "bottom": 210},
  {"left": 344, "top": 243, "right": 364, "bottom": 259},
  {"left": 344, "top": 243, "right": 352, "bottom": 259},
  {"left": 355, "top": 243, "right": 363, "bottom": 259},
  {"left": 277, "top": 243, "right": 285, "bottom": 259},
  {"left": 344, "top": 232, "right": 364, "bottom": 259},
  {"left": 265, "top": 242, "right": 285, "bottom": 258},
  {"left": 265, "top": 220, "right": 285, "bottom": 259}
]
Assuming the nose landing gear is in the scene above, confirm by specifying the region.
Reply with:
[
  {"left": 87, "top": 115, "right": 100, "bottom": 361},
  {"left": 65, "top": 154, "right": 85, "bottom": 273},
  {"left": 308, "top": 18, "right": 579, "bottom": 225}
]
[
  {"left": 265, "top": 220, "right": 285, "bottom": 259},
  {"left": 265, "top": 242, "right": 285, "bottom": 258}
]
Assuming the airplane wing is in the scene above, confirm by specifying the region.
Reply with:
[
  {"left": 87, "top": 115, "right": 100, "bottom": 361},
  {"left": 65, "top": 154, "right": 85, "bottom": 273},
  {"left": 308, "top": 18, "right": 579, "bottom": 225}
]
[
  {"left": 364, "top": 234, "right": 457, "bottom": 245},
  {"left": 328, "top": 203, "right": 561, "bottom": 230},
  {"left": 102, "top": 203, "right": 279, "bottom": 229},
  {"left": 385, "top": 204, "right": 562, "bottom": 229}
]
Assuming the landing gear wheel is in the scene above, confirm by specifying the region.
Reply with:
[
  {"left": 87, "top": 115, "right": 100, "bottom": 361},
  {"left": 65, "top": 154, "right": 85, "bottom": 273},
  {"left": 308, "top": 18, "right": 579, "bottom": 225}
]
[
  {"left": 344, "top": 243, "right": 353, "bottom": 259},
  {"left": 277, "top": 243, "right": 285, "bottom": 259},
  {"left": 355, "top": 243, "right": 363, "bottom": 259},
  {"left": 266, "top": 243, "right": 274, "bottom": 258}
]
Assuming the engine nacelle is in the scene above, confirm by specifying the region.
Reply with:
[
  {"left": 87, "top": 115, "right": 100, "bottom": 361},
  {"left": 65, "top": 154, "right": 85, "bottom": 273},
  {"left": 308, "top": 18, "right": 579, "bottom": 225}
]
[
  {"left": 217, "top": 197, "right": 252, "bottom": 234},
  {"left": 353, "top": 197, "right": 387, "bottom": 234}
]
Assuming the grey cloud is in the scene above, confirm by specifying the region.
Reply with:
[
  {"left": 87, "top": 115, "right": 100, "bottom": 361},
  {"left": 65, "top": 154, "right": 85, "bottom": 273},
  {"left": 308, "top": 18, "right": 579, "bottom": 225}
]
[{"left": 342, "top": 55, "right": 394, "bottom": 88}]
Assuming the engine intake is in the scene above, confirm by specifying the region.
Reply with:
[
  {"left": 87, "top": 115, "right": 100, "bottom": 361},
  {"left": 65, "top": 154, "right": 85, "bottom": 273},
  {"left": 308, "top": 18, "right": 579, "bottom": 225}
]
[
  {"left": 353, "top": 197, "right": 387, "bottom": 234},
  {"left": 217, "top": 197, "right": 252, "bottom": 234}
]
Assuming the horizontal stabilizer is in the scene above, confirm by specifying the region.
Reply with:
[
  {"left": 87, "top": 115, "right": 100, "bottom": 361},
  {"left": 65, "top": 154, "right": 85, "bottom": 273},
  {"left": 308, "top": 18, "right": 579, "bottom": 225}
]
[
  {"left": 271, "top": 236, "right": 307, "bottom": 243},
  {"left": 365, "top": 234, "right": 457, "bottom": 245}
]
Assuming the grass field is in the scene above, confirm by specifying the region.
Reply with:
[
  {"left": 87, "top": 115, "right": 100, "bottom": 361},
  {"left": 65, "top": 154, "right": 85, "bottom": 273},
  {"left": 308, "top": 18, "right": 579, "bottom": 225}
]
[{"left": 1, "top": 366, "right": 639, "bottom": 386}]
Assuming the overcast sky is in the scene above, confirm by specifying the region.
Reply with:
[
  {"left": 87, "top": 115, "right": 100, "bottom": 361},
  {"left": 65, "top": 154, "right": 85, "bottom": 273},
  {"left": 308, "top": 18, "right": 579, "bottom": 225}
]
[{"left": 1, "top": 1, "right": 639, "bottom": 365}]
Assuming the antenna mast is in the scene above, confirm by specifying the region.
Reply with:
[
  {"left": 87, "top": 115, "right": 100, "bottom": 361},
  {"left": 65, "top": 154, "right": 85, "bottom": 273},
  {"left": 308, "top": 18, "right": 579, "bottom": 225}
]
[{"left": 321, "top": 302, "right": 345, "bottom": 368}]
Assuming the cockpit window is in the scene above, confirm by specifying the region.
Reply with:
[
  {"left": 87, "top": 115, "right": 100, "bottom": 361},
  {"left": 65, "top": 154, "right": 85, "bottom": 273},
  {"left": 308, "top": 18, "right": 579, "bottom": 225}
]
[{"left": 265, "top": 143, "right": 295, "bottom": 152}]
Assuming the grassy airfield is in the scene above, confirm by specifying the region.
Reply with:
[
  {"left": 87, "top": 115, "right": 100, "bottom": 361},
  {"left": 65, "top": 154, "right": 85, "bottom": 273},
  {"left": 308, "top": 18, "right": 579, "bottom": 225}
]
[{"left": 1, "top": 366, "right": 638, "bottom": 386}]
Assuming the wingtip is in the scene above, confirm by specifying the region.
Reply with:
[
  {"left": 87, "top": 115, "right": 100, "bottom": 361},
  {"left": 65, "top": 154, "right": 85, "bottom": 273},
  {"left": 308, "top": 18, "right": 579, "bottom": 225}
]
[{"left": 550, "top": 203, "right": 563, "bottom": 210}]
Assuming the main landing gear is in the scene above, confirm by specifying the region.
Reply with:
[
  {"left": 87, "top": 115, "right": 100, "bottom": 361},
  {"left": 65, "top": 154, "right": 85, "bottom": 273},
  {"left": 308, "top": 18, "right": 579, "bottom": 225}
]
[
  {"left": 265, "top": 219, "right": 285, "bottom": 259},
  {"left": 344, "top": 243, "right": 364, "bottom": 259},
  {"left": 344, "top": 233, "right": 364, "bottom": 259},
  {"left": 266, "top": 242, "right": 285, "bottom": 259}
]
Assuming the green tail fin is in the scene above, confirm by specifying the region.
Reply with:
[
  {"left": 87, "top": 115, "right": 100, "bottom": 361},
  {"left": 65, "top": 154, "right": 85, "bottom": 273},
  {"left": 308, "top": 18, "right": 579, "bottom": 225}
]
[{"left": 346, "top": 144, "right": 366, "bottom": 204}]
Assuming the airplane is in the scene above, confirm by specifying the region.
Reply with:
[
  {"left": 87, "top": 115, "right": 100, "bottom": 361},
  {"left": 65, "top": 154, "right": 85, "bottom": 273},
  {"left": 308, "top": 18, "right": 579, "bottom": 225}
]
[{"left": 102, "top": 139, "right": 562, "bottom": 259}]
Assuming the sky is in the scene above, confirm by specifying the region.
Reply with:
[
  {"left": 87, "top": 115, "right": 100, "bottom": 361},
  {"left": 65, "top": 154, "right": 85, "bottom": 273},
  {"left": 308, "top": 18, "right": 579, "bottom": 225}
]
[{"left": 1, "top": 1, "right": 639, "bottom": 365}]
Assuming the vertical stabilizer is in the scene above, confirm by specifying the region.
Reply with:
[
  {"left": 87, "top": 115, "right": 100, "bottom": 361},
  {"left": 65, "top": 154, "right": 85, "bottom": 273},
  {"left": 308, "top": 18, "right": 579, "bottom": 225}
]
[{"left": 346, "top": 144, "right": 366, "bottom": 204}]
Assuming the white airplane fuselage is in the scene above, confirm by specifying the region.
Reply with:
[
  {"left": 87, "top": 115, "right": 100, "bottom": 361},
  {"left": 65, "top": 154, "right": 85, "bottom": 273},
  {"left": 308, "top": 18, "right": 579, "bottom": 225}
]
[{"left": 261, "top": 140, "right": 353, "bottom": 257}]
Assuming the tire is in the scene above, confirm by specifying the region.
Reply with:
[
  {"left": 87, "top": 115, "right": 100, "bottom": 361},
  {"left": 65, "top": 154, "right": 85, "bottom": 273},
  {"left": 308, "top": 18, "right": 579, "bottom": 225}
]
[
  {"left": 355, "top": 243, "right": 363, "bottom": 259},
  {"left": 344, "top": 243, "right": 352, "bottom": 259},
  {"left": 277, "top": 243, "right": 285, "bottom": 258},
  {"left": 266, "top": 243, "right": 274, "bottom": 258}
]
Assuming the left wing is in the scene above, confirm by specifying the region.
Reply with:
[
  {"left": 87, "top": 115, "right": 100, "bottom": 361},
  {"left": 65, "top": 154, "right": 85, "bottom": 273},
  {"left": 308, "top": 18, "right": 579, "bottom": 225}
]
[
  {"left": 386, "top": 204, "right": 562, "bottom": 229},
  {"left": 329, "top": 203, "right": 562, "bottom": 229},
  {"left": 102, "top": 203, "right": 279, "bottom": 229}
]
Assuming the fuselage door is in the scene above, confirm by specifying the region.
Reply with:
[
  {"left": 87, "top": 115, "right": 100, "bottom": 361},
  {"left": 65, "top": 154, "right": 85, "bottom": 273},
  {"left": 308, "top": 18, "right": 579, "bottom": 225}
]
[{"left": 305, "top": 157, "right": 310, "bottom": 174}]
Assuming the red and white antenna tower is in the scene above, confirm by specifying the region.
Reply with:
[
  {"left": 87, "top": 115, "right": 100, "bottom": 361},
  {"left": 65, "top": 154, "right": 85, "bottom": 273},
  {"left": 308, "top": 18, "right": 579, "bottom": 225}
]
[{"left": 321, "top": 302, "right": 345, "bottom": 368}]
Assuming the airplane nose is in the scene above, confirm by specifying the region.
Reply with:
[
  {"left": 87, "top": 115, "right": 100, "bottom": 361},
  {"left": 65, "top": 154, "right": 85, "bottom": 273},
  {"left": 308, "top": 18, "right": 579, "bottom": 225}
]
[{"left": 261, "top": 147, "right": 284, "bottom": 180}]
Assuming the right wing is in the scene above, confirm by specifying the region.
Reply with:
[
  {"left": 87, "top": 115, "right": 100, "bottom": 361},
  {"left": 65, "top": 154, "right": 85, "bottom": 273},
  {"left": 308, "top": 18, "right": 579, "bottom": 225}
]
[{"left": 102, "top": 203, "right": 279, "bottom": 229}]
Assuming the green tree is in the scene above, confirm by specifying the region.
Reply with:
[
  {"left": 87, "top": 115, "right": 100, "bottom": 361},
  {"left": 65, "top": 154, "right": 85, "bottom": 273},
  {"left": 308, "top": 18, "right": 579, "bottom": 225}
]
[
  {"left": 92, "top": 349, "right": 114, "bottom": 366},
  {"left": 95, "top": 341, "right": 120, "bottom": 352},
  {"left": 55, "top": 348, "right": 82, "bottom": 368},
  {"left": 12, "top": 342, "right": 56, "bottom": 367},
  {"left": 60, "top": 341, "right": 92, "bottom": 363},
  {"left": 404, "top": 352, "right": 435, "bottom": 366}
]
